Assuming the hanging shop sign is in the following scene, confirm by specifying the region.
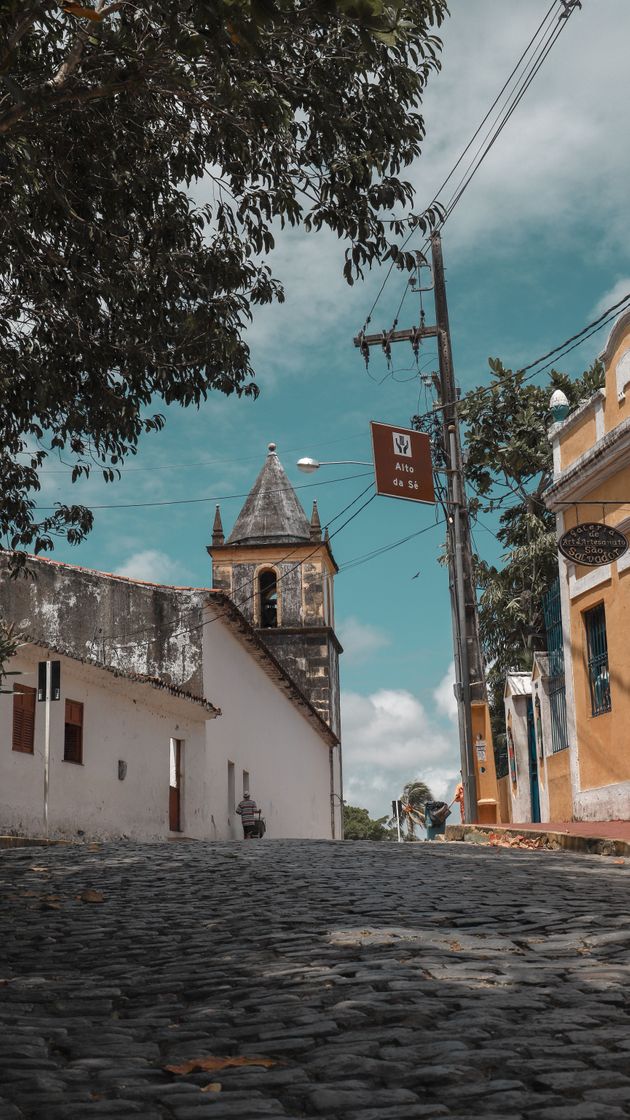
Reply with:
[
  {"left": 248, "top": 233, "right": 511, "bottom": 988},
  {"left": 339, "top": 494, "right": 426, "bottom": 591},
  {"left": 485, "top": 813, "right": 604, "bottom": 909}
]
[
  {"left": 558, "top": 522, "right": 628, "bottom": 567},
  {"left": 370, "top": 421, "right": 435, "bottom": 504}
]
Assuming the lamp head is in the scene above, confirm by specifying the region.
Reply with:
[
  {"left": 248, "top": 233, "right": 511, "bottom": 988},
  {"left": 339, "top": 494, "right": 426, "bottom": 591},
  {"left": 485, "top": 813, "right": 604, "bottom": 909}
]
[{"left": 297, "top": 457, "right": 320, "bottom": 473}]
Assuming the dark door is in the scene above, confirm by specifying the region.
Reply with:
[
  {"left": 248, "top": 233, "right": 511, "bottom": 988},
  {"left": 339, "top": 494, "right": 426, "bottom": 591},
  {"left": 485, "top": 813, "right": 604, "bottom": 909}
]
[
  {"left": 169, "top": 739, "right": 182, "bottom": 832},
  {"left": 526, "top": 699, "right": 541, "bottom": 823}
]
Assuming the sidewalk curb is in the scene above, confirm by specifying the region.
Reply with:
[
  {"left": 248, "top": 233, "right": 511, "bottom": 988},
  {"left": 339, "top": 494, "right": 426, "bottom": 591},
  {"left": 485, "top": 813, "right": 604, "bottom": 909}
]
[
  {"left": 0, "top": 835, "right": 72, "bottom": 850},
  {"left": 445, "top": 823, "right": 630, "bottom": 857}
]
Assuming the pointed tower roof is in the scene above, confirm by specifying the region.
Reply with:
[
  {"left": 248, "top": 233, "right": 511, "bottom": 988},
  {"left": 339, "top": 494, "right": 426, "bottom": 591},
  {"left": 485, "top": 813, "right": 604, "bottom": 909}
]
[
  {"left": 226, "top": 443, "right": 311, "bottom": 547},
  {"left": 212, "top": 505, "right": 225, "bottom": 546}
]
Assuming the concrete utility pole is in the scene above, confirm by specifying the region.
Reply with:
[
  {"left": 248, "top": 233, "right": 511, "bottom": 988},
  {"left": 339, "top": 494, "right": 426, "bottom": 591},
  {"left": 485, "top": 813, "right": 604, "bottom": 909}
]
[{"left": 354, "top": 230, "right": 484, "bottom": 823}]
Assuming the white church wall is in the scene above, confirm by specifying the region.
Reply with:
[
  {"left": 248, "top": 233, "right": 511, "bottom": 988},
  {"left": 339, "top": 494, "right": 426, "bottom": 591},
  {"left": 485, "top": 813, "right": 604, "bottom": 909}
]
[
  {"left": 203, "top": 615, "right": 338, "bottom": 839},
  {"left": 0, "top": 650, "right": 210, "bottom": 841}
]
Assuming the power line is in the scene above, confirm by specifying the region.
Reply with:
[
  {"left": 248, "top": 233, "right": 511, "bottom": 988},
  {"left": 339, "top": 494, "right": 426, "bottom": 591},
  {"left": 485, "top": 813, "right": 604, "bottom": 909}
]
[
  {"left": 338, "top": 517, "right": 444, "bottom": 574},
  {"left": 358, "top": 0, "right": 579, "bottom": 336},
  {"left": 16, "top": 432, "right": 368, "bottom": 474},
  {"left": 33, "top": 470, "right": 374, "bottom": 512},
  {"left": 412, "top": 290, "right": 630, "bottom": 426},
  {"left": 438, "top": 11, "right": 567, "bottom": 224},
  {"left": 104, "top": 489, "right": 378, "bottom": 653},
  {"left": 96, "top": 481, "right": 377, "bottom": 649}
]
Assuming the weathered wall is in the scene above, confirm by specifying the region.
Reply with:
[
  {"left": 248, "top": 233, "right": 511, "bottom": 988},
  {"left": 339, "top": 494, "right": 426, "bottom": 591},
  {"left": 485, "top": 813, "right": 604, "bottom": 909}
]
[
  {"left": 259, "top": 628, "right": 341, "bottom": 738},
  {"left": 505, "top": 695, "right": 533, "bottom": 822},
  {"left": 532, "top": 674, "right": 551, "bottom": 821},
  {"left": 497, "top": 776, "right": 512, "bottom": 824},
  {"left": 0, "top": 555, "right": 205, "bottom": 694},
  {"left": 546, "top": 749, "right": 573, "bottom": 820},
  {"left": 202, "top": 613, "right": 342, "bottom": 839},
  {"left": 0, "top": 649, "right": 209, "bottom": 841}
]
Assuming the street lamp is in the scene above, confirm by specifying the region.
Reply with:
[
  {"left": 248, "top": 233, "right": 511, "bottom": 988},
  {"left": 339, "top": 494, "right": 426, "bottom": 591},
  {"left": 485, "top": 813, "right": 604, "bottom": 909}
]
[{"left": 297, "top": 457, "right": 372, "bottom": 473}]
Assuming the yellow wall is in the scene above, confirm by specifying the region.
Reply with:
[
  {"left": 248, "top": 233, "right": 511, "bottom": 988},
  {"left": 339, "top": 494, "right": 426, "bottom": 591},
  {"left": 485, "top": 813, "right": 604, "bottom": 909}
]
[
  {"left": 471, "top": 701, "right": 500, "bottom": 823},
  {"left": 569, "top": 568, "right": 630, "bottom": 790},
  {"left": 546, "top": 750, "right": 572, "bottom": 819},
  {"left": 556, "top": 318, "right": 630, "bottom": 796},
  {"left": 560, "top": 413, "right": 597, "bottom": 471},
  {"left": 603, "top": 331, "right": 630, "bottom": 434}
]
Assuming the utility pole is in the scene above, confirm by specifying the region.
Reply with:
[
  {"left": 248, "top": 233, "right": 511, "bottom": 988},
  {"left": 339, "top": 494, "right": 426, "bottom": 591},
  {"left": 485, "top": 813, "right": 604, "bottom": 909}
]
[{"left": 354, "top": 230, "right": 484, "bottom": 823}]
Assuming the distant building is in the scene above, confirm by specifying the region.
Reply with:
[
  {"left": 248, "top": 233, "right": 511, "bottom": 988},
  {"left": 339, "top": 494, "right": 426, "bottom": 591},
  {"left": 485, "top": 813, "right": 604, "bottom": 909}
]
[
  {"left": 543, "top": 310, "right": 630, "bottom": 820},
  {"left": 0, "top": 447, "right": 343, "bottom": 841}
]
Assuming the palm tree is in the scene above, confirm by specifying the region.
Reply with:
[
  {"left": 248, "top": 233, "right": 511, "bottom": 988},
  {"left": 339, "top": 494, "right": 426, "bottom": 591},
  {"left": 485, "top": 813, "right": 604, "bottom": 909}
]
[{"left": 389, "top": 779, "right": 434, "bottom": 840}]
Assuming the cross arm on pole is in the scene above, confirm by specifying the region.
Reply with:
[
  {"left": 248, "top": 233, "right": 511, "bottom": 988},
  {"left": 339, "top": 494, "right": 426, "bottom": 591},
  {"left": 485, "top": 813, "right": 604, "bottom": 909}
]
[{"left": 353, "top": 325, "right": 438, "bottom": 363}]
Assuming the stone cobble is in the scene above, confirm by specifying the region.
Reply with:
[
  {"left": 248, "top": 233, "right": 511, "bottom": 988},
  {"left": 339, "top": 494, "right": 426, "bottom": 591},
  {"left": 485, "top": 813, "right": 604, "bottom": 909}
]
[{"left": 0, "top": 839, "right": 629, "bottom": 1118}]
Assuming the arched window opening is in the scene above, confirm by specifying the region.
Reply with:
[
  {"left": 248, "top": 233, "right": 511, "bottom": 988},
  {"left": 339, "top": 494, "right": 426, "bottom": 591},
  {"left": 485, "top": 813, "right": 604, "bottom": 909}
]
[{"left": 259, "top": 569, "right": 278, "bottom": 628}]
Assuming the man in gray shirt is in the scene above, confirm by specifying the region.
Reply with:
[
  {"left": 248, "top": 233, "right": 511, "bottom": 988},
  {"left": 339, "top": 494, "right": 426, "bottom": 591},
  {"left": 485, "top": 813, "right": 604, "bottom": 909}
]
[{"left": 236, "top": 791, "right": 258, "bottom": 839}]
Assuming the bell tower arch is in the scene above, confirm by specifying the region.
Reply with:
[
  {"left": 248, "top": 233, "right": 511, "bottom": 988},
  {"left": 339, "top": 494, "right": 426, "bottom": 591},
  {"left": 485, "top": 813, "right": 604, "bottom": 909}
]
[{"left": 207, "top": 443, "right": 341, "bottom": 736}]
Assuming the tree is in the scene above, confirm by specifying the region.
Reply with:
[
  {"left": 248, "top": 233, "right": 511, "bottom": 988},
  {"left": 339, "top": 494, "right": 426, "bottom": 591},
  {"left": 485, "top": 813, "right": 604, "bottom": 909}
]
[
  {"left": 385, "top": 778, "right": 434, "bottom": 839},
  {"left": 0, "top": 0, "right": 447, "bottom": 564},
  {"left": 460, "top": 359, "right": 605, "bottom": 732},
  {"left": 343, "top": 804, "right": 393, "bottom": 841}
]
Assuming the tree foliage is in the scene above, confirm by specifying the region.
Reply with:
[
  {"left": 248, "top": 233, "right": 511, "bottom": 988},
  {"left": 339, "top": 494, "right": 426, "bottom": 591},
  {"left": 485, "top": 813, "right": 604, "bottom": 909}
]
[
  {"left": 0, "top": 0, "right": 447, "bottom": 562},
  {"left": 343, "top": 804, "right": 394, "bottom": 841},
  {"left": 461, "top": 358, "right": 605, "bottom": 718}
]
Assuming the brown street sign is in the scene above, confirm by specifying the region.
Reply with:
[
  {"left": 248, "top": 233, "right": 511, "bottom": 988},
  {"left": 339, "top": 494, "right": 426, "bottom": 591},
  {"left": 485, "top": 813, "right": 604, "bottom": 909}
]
[
  {"left": 370, "top": 421, "right": 435, "bottom": 504},
  {"left": 558, "top": 522, "right": 628, "bottom": 566}
]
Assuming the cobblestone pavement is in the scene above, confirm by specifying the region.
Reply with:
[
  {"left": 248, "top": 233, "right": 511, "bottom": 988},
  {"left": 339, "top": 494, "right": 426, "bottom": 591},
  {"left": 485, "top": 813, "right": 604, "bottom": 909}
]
[{"left": 1, "top": 839, "right": 630, "bottom": 1120}]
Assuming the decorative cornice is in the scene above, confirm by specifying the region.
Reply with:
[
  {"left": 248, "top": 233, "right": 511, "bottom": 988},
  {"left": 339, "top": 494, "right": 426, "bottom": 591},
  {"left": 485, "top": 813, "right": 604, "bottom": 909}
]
[
  {"left": 599, "top": 308, "right": 630, "bottom": 367},
  {"left": 547, "top": 389, "right": 605, "bottom": 444},
  {"left": 543, "top": 417, "right": 630, "bottom": 509}
]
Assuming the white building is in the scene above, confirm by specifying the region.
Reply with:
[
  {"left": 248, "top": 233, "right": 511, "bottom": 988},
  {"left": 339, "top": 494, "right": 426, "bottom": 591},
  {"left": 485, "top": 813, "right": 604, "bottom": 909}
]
[{"left": 0, "top": 448, "right": 343, "bottom": 841}]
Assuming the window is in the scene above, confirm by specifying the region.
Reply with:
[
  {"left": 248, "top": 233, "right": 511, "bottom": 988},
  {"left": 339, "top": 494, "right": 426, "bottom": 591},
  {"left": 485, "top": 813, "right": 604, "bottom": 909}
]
[
  {"left": 543, "top": 578, "right": 569, "bottom": 752},
  {"left": 584, "top": 603, "right": 611, "bottom": 716},
  {"left": 12, "top": 684, "right": 35, "bottom": 754},
  {"left": 534, "top": 694, "right": 544, "bottom": 758},
  {"left": 259, "top": 569, "right": 278, "bottom": 628},
  {"left": 243, "top": 769, "right": 250, "bottom": 797},
  {"left": 64, "top": 699, "right": 84, "bottom": 763}
]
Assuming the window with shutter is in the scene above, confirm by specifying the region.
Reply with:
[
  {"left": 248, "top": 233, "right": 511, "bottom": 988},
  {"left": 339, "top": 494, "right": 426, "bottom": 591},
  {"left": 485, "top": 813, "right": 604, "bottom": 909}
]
[
  {"left": 64, "top": 699, "right": 83, "bottom": 764},
  {"left": 12, "top": 685, "right": 36, "bottom": 754}
]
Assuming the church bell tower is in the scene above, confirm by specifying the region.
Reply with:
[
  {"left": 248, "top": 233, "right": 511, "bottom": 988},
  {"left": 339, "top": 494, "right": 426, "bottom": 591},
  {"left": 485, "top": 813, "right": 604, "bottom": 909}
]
[{"left": 207, "top": 443, "right": 341, "bottom": 736}]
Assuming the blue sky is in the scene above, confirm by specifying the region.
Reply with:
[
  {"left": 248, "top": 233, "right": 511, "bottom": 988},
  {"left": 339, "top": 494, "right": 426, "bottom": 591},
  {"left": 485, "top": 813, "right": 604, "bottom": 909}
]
[{"left": 37, "top": 1, "right": 630, "bottom": 817}]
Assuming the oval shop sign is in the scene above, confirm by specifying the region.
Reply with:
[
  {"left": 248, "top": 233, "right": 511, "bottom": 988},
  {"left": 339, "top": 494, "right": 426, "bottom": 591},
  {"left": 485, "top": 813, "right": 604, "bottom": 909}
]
[{"left": 558, "top": 522, "right": 628, "bottom": 567}]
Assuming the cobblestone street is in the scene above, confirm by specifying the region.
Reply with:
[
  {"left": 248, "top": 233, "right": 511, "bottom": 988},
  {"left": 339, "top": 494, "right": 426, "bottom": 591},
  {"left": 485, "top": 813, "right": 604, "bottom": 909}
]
[{"left": 1, "top": 839, "right": 629, "bottom": 1120}]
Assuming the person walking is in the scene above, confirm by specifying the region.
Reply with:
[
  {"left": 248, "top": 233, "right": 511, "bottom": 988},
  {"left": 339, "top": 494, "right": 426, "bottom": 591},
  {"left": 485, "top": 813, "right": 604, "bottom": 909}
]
[
  {"left": 453, "top": 780, "right": 465, "bottom": 823},
  {"left": 236, "top": 790, "right": 258, "bottom": 839}
]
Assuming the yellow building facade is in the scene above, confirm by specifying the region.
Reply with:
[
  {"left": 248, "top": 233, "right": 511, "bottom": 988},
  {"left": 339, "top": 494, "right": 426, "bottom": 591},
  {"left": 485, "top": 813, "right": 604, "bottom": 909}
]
[{"left": 544, "top": 310, "right": 630, "bottom": 819}]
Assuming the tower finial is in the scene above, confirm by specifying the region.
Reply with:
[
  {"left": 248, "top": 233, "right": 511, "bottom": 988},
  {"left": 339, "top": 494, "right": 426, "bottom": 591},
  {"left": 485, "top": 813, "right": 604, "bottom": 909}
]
[
  {"left": 268, "top": 442, "right": 277, "bottom": 454},
  {"left": 310, "top": 500, "right": 322, "bottom": 542},
  {"left": 212, "top": 504, "right": 225, "bottom": 546}
]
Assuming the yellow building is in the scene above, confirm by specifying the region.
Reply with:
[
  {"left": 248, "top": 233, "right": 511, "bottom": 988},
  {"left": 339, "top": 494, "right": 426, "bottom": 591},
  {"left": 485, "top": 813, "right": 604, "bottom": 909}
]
[{"left": 544, "top": 310, "right": 630, "bottom": 819}]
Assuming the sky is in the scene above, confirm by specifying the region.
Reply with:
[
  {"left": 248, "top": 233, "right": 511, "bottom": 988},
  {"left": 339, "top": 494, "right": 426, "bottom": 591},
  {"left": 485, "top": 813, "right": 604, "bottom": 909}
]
[{"left": 35, "top": 1, "right": 630, "bottom": 820}]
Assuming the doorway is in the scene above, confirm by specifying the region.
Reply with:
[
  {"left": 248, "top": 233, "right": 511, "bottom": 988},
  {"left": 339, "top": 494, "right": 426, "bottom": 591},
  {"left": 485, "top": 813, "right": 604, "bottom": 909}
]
[
  {"left": 169, "top": 738, "right": 183, "bottom": 832},
  {"left": 526, "top": 699, "right": 541, "bottom": 823}
]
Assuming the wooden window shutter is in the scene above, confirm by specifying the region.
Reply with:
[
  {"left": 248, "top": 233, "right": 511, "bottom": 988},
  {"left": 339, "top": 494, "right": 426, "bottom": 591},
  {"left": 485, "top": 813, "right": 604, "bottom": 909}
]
[
  {"left": 12, "top": 685, "right": 36, "bottom": 754},
  {"left": 64, "top": 699, "right": 84, "bottom": 764}
]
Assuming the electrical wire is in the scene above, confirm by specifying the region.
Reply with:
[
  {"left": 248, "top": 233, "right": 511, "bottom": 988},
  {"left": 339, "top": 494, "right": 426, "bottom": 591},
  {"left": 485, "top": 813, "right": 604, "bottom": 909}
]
[
  {"left": 107, "top": 490, "right": 379, "bottom": 652},
  {"left": 95, "top": 481, "right": 377, "bottom": 650},
  {"left": 338, "top": 517, "right": 444, "bottom": 574},
  {"left": 413, "top": 290, "right": 630, "bottom": 427},
  {"left": 439, "top": 12, "right": 566, "bottom": 224},
  {"left": 16, "top": 432, "right": 369, "bottom": 474},
  {"left": 358, "top": 0, "right": 578, "bottom": 337},
  {"left": 33, "top": 470, "right": 374, "bottom": 513}
]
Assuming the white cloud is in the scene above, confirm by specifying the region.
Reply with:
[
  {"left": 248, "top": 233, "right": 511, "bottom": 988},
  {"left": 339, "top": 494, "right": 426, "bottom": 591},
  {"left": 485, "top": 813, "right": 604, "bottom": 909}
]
[
  {"left": 341, "top": 685, "right": 460, "bottom": 819},
  {"left": 115, "top": 549, "right": 189, "bottom": 585},
  {"left": 433, "top": 661, "right": 458, "bottom": 724},
  {"left": 337, "top": 616, "right": 390, "bottom": 664},
  {"left": 590, "top": 278, "right": 630, "bottom": 321},
  {"left": 236, "top": 0, "right": 630, "bottom": 382}
]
